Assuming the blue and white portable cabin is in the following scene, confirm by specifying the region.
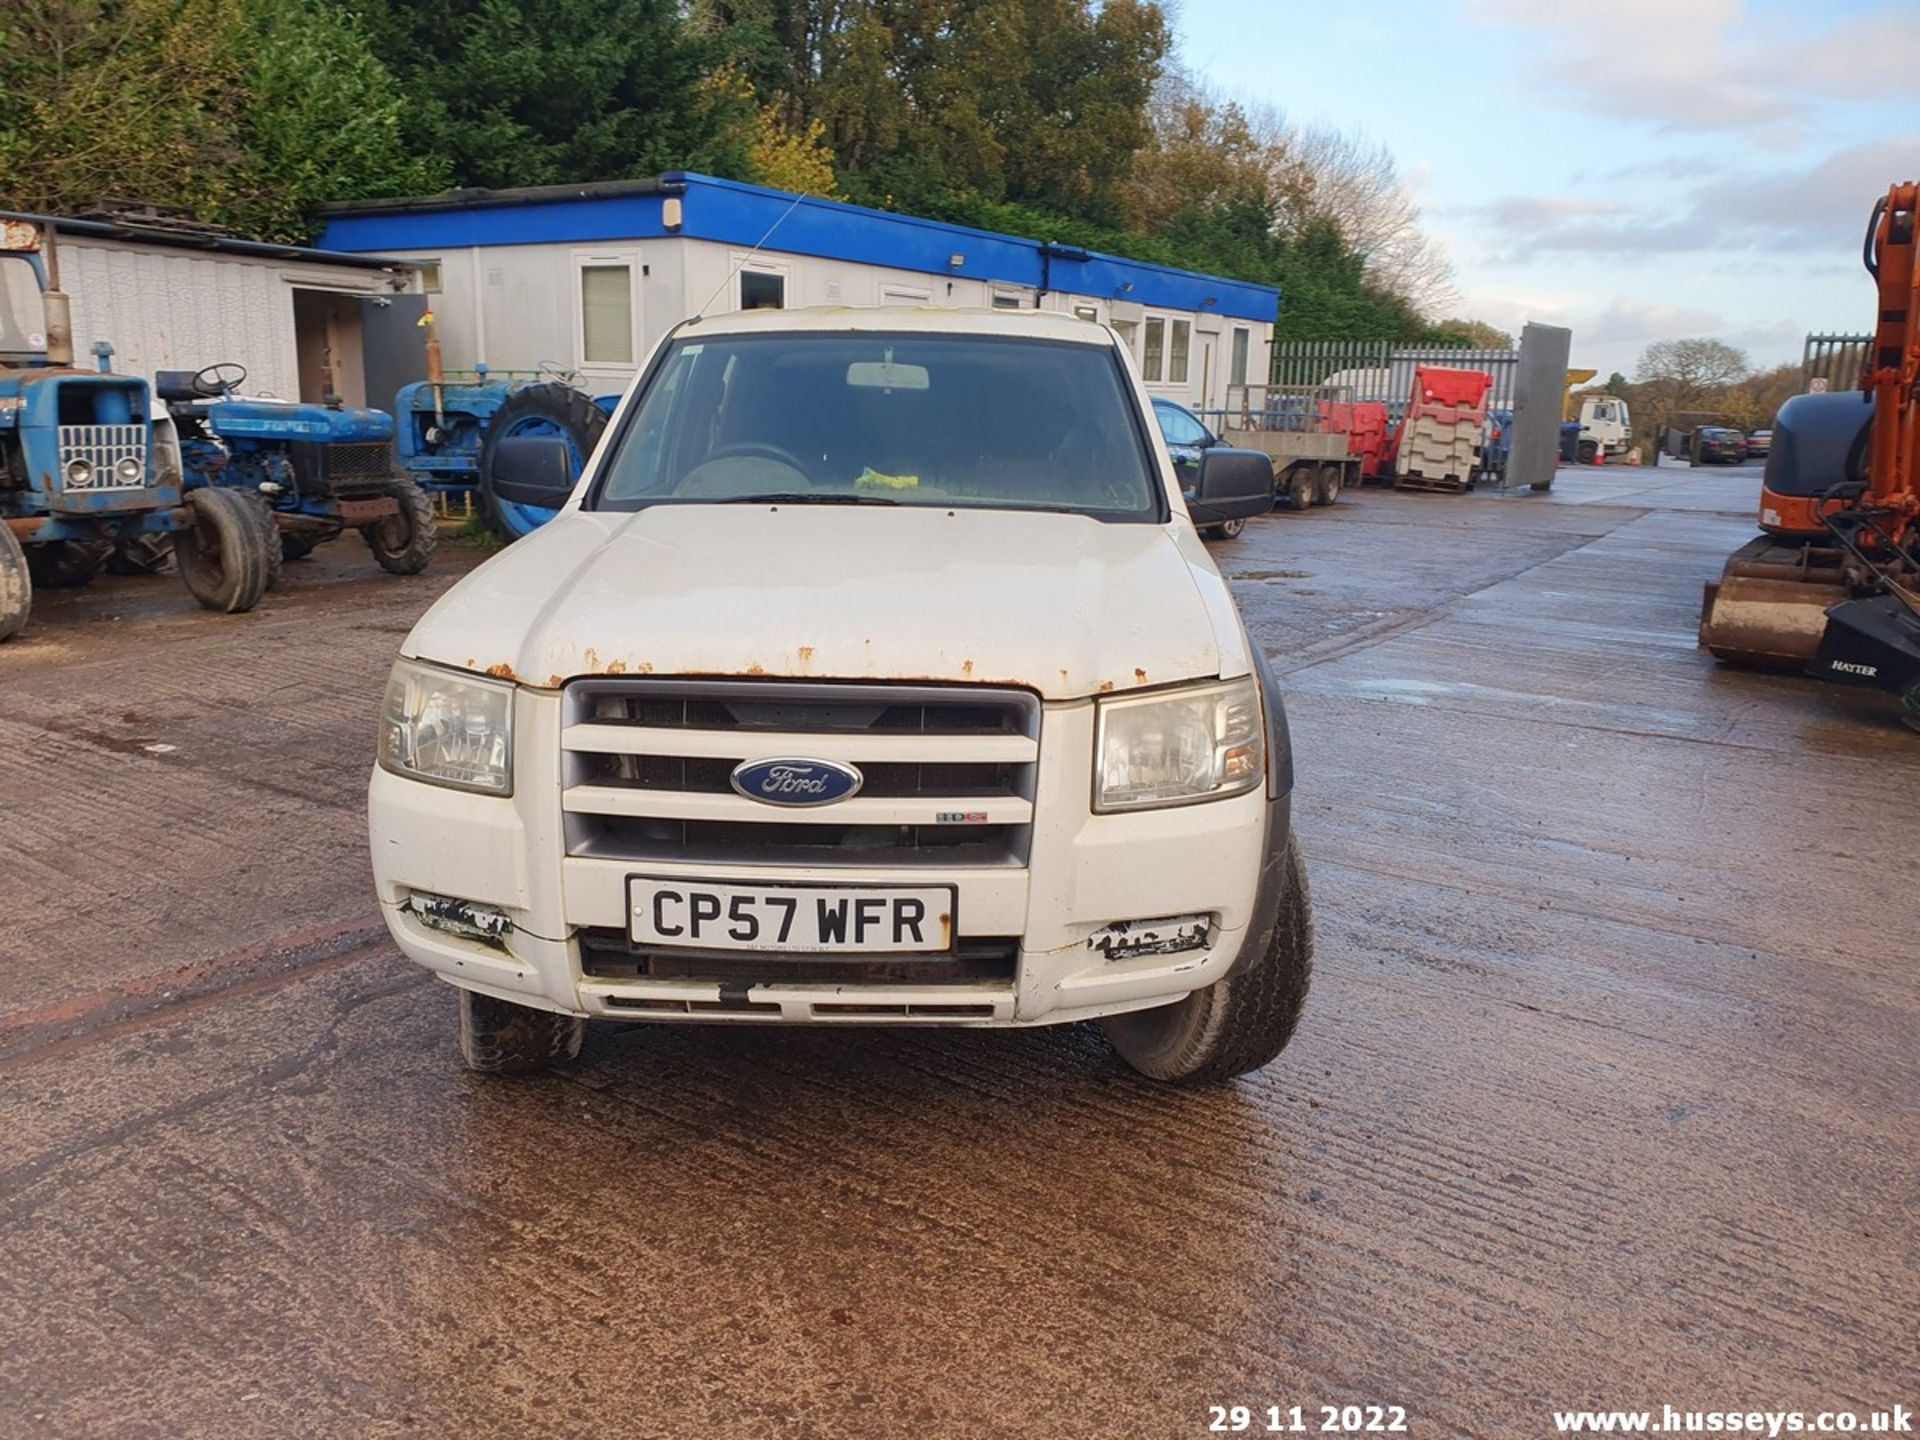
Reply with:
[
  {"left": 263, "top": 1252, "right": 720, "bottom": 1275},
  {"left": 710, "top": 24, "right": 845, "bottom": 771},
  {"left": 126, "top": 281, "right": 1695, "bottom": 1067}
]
[{"left": 316, "top": 172, "right": 1280, "bottom": 415}]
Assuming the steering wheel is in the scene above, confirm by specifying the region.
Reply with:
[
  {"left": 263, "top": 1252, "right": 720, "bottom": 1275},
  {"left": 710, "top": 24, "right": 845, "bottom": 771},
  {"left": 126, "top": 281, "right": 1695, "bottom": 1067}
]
[
  {"left": 193, "top": 362, "right": 248, "bottom": 397},
  {"left": 704, "top": 441, "right": 809, "bottom": 475}
]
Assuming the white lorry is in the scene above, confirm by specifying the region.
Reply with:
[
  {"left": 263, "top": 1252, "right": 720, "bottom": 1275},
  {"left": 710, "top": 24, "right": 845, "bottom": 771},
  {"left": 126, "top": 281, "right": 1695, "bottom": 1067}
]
[
  {"left": 368, "top": 307, "right": 1312, "bottom": 1084},
  {"left": 1577, "top": 394, "right": 1632, "bottom": 462}
]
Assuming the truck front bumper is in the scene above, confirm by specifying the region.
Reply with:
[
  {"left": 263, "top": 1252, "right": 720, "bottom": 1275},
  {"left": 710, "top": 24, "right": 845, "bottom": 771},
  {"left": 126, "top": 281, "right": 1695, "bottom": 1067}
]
[{"left": 368, "top": 693, "right": 1287, "bottom": 1028}]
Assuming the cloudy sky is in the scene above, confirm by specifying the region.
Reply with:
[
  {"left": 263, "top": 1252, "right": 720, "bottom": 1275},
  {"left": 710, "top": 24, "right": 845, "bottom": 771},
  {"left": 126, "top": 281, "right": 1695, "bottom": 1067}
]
[{"left": 1176, "top": 0, "right": 1920, "bottom": 376}]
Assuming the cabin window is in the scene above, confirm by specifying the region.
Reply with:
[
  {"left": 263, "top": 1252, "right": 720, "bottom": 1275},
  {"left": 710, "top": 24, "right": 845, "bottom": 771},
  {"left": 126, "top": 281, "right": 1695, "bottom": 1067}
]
[{"left": 580, "top": 263, "right": 634, "bottom": 364}]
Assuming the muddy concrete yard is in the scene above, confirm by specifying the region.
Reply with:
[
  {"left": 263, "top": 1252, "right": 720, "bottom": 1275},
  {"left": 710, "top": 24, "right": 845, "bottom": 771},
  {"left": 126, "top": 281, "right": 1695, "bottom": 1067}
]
[{"left": 1, "top": 472, "right": 1914, "bottom": 1438}]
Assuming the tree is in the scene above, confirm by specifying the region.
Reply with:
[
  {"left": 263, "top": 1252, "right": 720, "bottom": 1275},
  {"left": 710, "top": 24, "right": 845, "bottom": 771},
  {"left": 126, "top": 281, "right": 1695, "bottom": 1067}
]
[
  {"left": 1283, "top": 125, "right": 1456, "bottom": 317},
  {"left": 362, "top": 0, "right": 747, "bottom": 191},
  {"left": 0, "top": 0, "right": 444, "bottom": 242},
  {"left": 1430, "top": 318, "right": 1514, "bottom": 349},
  {"left": 1633, "top": 337, "right": 1751, "bottom": 438}
]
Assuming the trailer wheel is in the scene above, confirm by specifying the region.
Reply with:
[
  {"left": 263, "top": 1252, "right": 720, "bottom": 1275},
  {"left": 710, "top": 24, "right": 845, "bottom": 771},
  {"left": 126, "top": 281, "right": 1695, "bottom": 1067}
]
[
  {"left": 26, "top": 540, "right": 111, "bottom": 589},
  {"left": 1285, "top": 467, "right": 1315, "bottom": 511},
  {"left": 362, "top": 478, "right": 438, "bottom": 575},
  {"left": 458, "top": 989, "right": 586, "bottom": 1074},
  {"left": 1315, "top": 464, "right": 1344, "bottom": 506},
  {"left": 479, "top": 384, "right": 606, "bottom": 542},
  {"left": 1100, "top": 834, "right": 1313, "bottom": 1084},
  {"left": 0, "top": 525, "right": 30, "bottom": 642},
  {"left": 105, "top": 535, "right": 173, "bottom": 576},
  {"left": 173, "top": 487, "right": 275, "bottom": 614}
]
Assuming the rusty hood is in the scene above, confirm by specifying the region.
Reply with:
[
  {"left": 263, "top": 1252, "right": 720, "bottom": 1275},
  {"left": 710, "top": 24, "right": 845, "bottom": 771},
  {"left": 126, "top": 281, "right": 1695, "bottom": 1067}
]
[{"left": 403, "top": 504, "right": 1241, "bottom": 699}]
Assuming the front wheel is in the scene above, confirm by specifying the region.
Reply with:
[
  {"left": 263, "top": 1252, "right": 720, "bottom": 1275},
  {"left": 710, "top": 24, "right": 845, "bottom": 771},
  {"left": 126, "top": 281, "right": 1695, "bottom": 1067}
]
[
  {"left": 1203, "top": 517, "right": 1246, "bottom": 541},
  {"left": 1577, "top": 439, "right": 1599, "bottom": 465},
  {"left": 1100, "top": 833, "right": 1313, "bottom": 1084},
  {"left": 458, "top": 989, "right": 586, "bottom": 1074},
  {"left": 361, "top": 478, "right": 438, "bottom": 575},
  {"left": 26, "top": 540, "right": 111, "bottom": 588},
  {"left": 106, "top": 534, "right": 173, "bottom": 576},
  {"left": 174, "top": 487, "right": 275, "bottom": 613},
  {"left": 0, "top": 524, "right": 31, "bottom": 642}
]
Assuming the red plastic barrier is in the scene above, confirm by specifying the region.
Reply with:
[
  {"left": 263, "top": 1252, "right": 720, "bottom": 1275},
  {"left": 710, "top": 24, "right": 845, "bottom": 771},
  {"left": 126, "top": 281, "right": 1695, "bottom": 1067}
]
[
  {"left": 1413, "top": 366, "right": 1493, "bottom": 411},
  {"left": 1318, "top": 400, "right": 1394, "bottom": 477}
]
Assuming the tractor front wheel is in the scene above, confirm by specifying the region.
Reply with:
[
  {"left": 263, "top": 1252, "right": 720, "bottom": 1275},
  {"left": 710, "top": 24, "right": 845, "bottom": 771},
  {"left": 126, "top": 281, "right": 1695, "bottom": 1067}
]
[
  {"left": 174, "top": 488, "right": 275, "bottom": 614},
  {"left": 26, "top": 540, "right": 111, "bottom": 588},
  {"left": 106, "top": 535, "right": 173, "bottom": 576},
  {"left": 361, "top": 478, "right": 438, "bottom": 575},
  {"left": 0, "top": 525, "right": 31, "bottom": 642}
]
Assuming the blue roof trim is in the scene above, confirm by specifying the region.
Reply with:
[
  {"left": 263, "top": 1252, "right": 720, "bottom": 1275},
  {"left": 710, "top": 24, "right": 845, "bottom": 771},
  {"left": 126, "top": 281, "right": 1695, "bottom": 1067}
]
[{"left": 317, "top": 172, "right": 1279, "bottom": 323}]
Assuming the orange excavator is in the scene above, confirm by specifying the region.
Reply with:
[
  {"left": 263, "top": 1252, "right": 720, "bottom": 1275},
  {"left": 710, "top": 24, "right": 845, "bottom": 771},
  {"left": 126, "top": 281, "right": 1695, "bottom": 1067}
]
[{"left": 1699, "top": 181, "right": 1920, "bottom": 726}]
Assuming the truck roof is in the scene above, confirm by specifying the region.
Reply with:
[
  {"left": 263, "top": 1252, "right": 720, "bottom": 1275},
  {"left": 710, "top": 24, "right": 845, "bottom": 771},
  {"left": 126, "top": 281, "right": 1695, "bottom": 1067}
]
[{"left": 678, "top": 305, "right": 1111, "bottom": 344}]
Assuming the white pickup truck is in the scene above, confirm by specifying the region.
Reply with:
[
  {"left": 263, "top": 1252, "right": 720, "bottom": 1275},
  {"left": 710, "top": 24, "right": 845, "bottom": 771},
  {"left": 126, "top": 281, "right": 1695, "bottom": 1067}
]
[{"left": 368, "top": 307, "right": 1311, "bottom": 1084}]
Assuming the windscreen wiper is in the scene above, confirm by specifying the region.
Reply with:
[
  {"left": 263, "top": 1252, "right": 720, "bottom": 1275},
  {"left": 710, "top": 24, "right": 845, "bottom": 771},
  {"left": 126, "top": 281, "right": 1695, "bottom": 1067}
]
[{"left": 713, "top": 491, "right": 902, "bottom": 506}]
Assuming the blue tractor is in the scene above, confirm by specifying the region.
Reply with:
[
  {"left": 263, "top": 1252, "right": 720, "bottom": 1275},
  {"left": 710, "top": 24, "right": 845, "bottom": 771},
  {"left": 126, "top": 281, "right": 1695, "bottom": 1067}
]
[
  {"left": 159, "top": 362, "right": 436, "bottom": 576},
  {"left": 395, "top": 315, "right": 614, "bottom": 541},
  {"left": 0, "top": 220, "right": 275, "bottom": 640}
]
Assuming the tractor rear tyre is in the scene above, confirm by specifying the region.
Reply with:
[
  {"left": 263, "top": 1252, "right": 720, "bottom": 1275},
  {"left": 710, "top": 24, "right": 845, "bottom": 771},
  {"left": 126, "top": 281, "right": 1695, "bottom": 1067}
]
[
  {"left": 174, "top": 487, "right": 275, "bottom": 614},
  {"left": 479, "top": 384, "right": 606, "bottom": 542},
  {"left": 362, "top": 477, "right": 437, "bottom": 575},
  {"left": 0, "top": 525, "right": 30, "bottom": 642},
  {"left": 105, "top": 535, "right": 173, "bottom": 576},
  {"left": 26, "top": 540, "right": 111, "bottom": 588},
  {"left": 458, "top": 989, "right": 586, "bottom": 1074},
  {"left": 1100, "top": 834, "right": 1313, "bottom": 1084},
  {"left": 1285, "top": 467, "right": 1315, "bottom": 511},
  {"left": 1315, "top": 463, "right": 1344, "bottom": 506}
]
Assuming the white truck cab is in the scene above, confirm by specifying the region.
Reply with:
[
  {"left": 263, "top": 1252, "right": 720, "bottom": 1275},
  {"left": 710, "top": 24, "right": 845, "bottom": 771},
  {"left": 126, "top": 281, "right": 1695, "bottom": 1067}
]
[
  {"left": 1578, "top": 394, "right": 1632, "bottom": 459},
  {"left": 368, "top": 307, "right": 1311, "bottom": 1083}
]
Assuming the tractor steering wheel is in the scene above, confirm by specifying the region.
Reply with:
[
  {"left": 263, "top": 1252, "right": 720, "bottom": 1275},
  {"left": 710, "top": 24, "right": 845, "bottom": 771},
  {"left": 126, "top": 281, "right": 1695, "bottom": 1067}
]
[{"left": 193, "top": 362, "right": 248, "bottom": 398}]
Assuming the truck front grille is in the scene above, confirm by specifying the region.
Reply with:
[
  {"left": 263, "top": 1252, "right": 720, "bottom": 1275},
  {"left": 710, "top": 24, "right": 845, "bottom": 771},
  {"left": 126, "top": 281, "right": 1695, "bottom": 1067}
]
[
  {"left": 562, "top": 679, "right": 1041, "bottom": 868},
  {"left": 56, "top": 425, "right": 146, "bottom": 490},
  {"left": 292, "top": 440, "right": 395, "bottom": 496}
]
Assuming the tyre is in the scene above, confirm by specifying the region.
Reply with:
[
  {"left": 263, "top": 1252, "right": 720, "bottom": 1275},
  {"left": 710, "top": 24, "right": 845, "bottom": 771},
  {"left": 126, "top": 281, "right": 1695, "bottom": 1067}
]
[
  {"left": 479, "top": 384, "right": 606, "bottom": 542},
  {"left": 25, "top": 540, "right": 111, "bottom": 588},
  {"left": 1577, "top": 439, "right": 1599, "bottom": 464},
  {"left": 1315, "top": 463, "right": 1344, "bottom": 506},
  {"left": 173, "top": 486, "right": 275, "bottom": 614},
  {"left": 458, "top": 988, "right": 586, "bottom": 1074},
  {"left": 361, "top": 477, "right": 438, "bottom": 575},
  {"left": 246, "top": 495, "right": 284, "bottom": 592},
  {"left": 1203, "top": 517, "right": 1246, "bottom": 541},
  {"left": 0, "top": 524, "right": 30, "bottom": 642},
  {"left": 1285, "top": 467, "right": 1315, "bottom": 511},
  {"left": 105, "top": 534, "right": 173, "bottom": 576},
  {"left": 1100, "top": 833, "right": 1313, "bottom": 1084},
  {"left": 281, "top": 533, "right": 321, "bottom": 562}
]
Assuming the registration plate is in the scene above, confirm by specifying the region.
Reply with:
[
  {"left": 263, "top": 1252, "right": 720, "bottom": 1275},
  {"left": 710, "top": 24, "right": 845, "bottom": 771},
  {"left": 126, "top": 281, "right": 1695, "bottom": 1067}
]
[{"left": 627, "top": 877, "right": 955, "bottom": 953}]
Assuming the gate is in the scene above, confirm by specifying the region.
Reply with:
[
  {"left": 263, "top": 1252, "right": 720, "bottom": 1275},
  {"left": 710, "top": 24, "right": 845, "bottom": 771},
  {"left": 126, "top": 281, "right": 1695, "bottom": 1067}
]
[
  {"left": 1802, "top": 333, "right": 1872, "bottom": 393},
  {"left": 1261, "top": 340, "right": 1521, "bottom": 419}
]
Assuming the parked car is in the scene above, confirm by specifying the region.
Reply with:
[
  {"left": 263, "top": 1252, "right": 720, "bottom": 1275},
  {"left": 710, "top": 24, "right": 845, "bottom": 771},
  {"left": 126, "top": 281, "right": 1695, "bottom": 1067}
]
[
  {"left": 1745, "top": 428, "right": 1772, "bottom": 458},
  {"left": 369, "top": 307, "right": 1310, "bottom": 1085},
  {"left": 1151, "top": 396, "right": 1273, "bottom": 539},
  {"left": 1696, "top": 427, "right": 1748, "bottom": 465}
]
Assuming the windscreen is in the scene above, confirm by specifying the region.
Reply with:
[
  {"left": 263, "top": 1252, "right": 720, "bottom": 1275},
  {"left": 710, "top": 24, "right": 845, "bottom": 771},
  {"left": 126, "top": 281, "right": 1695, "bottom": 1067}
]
[{"left": 593, "top": 332, "right": 1162, "bottom": 520}]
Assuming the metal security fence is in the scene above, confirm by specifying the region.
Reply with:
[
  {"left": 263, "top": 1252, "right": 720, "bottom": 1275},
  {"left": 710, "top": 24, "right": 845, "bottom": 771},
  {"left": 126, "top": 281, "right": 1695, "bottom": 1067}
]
[
  {"left": 1264, "top": 340, "right": 1520, "bottom": 419},
  {"left": 1803, "top": 333, "right": 1872, "bottom": 393}
]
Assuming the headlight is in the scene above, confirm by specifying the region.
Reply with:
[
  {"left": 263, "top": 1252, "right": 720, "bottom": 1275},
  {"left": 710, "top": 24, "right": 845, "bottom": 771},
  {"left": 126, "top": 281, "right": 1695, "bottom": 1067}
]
[
  {"left": 377, "top": 658, "right": 514, "bottom": 795},
  {"left": 115, "top": 455, "right": 143, "bottom": 484},
  {"left": 1094, "top": 676, "right": 1264, "bottom": 812},
  {"left": 64, "top": 458, "right": 92, "bottom": 486}
]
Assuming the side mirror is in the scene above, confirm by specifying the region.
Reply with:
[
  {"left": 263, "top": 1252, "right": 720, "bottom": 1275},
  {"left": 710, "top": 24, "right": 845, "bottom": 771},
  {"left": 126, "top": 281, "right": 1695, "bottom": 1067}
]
[
  {"left": 488, "top": 435, "right": 577, "bottom": 509},
  {"left": 1189, "top": 447, "right": 1273, "bottom": 524}
]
